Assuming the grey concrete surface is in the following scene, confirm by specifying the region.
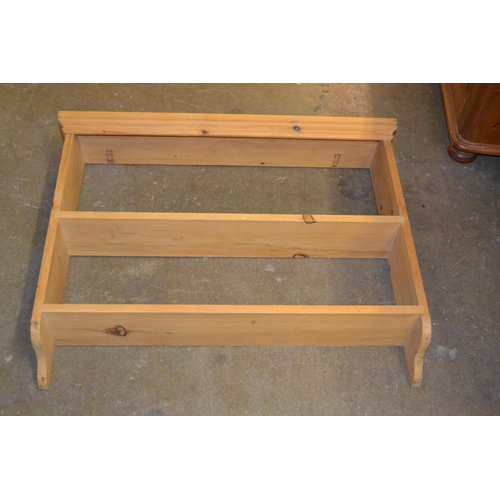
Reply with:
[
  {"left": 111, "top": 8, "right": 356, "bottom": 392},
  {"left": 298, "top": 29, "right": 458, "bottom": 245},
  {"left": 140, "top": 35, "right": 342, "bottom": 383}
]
[{"left": 0, "top": 83, "right": 499, "bottom": 415}]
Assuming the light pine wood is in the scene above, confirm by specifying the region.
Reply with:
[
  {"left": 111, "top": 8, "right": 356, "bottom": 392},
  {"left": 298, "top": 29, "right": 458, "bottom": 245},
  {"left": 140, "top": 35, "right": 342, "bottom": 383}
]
[
  {"left": 52, "top": 135, "right": 84, "bottom": 211},
  {"left": 59, "top": 111, "right": 398, "bottom": 141},
  {"left": 370, "top": 141, "right": 431, "bottom": 386},
  {"left": 78, "top": 136, "right": 377, "bottom": 168},
  {"left": 30, "top": 319, "right": 54, "bottom": 390},
  {"left": 31, "top": 134, "right": 85, "bottom": 389},
  {"left": 30, "top": 216, "right": 69, "bottom": 389},
  {"left": 33, "top": 218, "right": 69, "bottom": 306},
  {"left": 40, "top": 304, "right": 421, "bottom": 346},
  {"left": 370, "top": 141, "right": 402, "bottom": 216},
  {"left": 404, "top": 316, "right": 431, "bottom": 387},
  {"left": 57, "top": 212, "right": 404, "bottom": 258},
  {"left": 31, "top": 112, "right": 431, "bottom": 388},
  {"left": 389, "top": 228, "right": 418, "bottom": 305}
]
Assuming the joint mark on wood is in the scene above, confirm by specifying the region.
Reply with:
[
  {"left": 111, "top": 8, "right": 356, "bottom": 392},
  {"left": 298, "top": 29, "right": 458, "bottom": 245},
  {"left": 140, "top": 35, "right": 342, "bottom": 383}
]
[{"left": 106, "top": 150, "right": 114, "bottom": 164}]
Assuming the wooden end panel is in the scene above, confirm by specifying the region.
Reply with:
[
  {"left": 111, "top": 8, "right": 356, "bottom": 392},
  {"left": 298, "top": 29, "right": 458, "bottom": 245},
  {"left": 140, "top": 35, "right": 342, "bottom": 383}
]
[
  {"left": 371, "top": 141, "right": 431, "bottom": 385},
  {"left": 371, "top": 142, "right": 428, "bottom": 309},
  {"left": 42, "top": 304, "right": 421, "bottom": 347},
  {"left": 404, "top": 316, "right": 431, "bottom": 387},
  {"left": 57, "top": 212, "right": 403, "bottom": 258},
  {"left": 30, "top": 216, "right": 68, "bottom": 390},
  {"left": 52, "top": 135, "right": 84, "bottom": 211},
  {"left": 370, "top": 141, "right": 406, "bottom": 216},
  {"left": 30, "top": 316, "right": 54, "bottom": 390},
  {"left": 32, "top": 216, "right": 69, "bottom": 310},
  {"left": 388, "top": 227, "right": 419, "bottom": 306}
]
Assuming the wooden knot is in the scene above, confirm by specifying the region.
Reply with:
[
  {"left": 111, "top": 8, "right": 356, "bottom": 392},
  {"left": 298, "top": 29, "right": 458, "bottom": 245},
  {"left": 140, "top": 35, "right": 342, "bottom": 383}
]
[{"left": 105, "top": 325, "right": 127, "bottom": 336}]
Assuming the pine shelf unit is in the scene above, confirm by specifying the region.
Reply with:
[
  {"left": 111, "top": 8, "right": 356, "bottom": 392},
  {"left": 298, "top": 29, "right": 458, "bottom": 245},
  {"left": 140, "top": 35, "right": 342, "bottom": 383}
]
[{"left": 31, "top": 112, "right": 431, "bottom": 389}]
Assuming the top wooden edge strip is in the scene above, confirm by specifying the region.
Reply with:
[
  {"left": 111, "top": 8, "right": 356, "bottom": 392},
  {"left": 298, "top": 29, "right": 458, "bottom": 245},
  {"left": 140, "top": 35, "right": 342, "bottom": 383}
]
[
  {"left": 58, "top": 112, "right": 397, "bottom": 141},
  {"left": 54, "top": 211, "right": 405, "bottom": 223},
  {"left": 40, "top": 304, "right": 422, "bottom": 315}
]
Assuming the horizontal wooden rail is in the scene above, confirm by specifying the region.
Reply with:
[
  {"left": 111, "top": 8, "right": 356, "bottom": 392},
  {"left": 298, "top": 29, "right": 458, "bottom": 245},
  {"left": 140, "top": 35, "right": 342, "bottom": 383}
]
[
  {"left": 40, "top": 304, "right": 422, "bottom": 346},
  {"left": 59, "top": 112, "right": 398, "bottom": 141},
  {"left": 56, "top": 212, "right": 404, "bottom": 258},
  {"left": 79, "top": 136, "right": 377, "bottom": 168}
]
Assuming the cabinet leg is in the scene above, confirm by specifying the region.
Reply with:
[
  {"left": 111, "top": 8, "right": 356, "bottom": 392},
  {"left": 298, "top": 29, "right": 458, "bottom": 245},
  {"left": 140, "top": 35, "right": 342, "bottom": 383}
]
[
  {"left": 30, "top": 318, "right": 55, "bottom": 390},
  {"left": 447, "top": 142, "right": 477, "bottom": 163},
  {"left": 404, "top": 317, "right": 431, "bottom": 387}
]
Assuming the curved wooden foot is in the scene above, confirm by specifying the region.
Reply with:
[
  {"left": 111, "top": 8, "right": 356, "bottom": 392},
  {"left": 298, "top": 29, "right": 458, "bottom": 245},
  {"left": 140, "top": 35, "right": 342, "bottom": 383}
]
[
  {"left": 404, "top": 316, "right": 431, "bottom": 387},
  {"left": 447, "top": 142, "right": 477, "bottom": 163},
  {"left": 31, "top": 318, "right": 55, "bottom": 390}
]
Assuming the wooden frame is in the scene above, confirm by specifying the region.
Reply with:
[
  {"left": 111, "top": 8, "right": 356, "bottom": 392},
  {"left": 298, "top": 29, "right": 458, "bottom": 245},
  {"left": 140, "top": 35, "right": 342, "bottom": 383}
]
[{"left": 31, "top": 112, "right": 431, "bottom": 389}]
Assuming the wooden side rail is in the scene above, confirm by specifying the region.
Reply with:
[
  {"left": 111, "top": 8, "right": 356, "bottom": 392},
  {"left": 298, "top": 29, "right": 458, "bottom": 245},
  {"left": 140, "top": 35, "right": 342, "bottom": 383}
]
[
  {"left": 56, "top": 212, "right": 403, "bottom": 258},
  {"left": 78, "top": 136, "right": 378, "bottom": 168},
  {"left": 40, "top": 304, "right": 422, "bottom": 346}
]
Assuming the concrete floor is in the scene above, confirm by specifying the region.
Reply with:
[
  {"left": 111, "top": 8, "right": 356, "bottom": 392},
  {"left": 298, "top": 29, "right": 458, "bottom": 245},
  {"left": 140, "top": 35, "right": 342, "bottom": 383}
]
[{"left": 0, "top": 83, "right": 499, "bottom": 415}]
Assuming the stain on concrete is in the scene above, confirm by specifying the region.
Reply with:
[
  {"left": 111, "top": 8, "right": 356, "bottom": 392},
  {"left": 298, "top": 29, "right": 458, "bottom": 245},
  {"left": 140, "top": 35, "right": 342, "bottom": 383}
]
[
  {"left": 436, "top": 345, "right": 458, "bottom": 360},
  {"left": 215, "top": 354, "right": 227, "bottom": 366},
  {"left": 338, "top": 171, "right": 372, "bottom": 200}
]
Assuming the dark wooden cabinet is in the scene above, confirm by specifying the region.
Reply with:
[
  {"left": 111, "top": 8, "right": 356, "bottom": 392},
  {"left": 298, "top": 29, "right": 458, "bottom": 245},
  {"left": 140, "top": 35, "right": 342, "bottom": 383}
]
[{"left": 440, "top": 83, "right": 500, "bottom": 163}]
